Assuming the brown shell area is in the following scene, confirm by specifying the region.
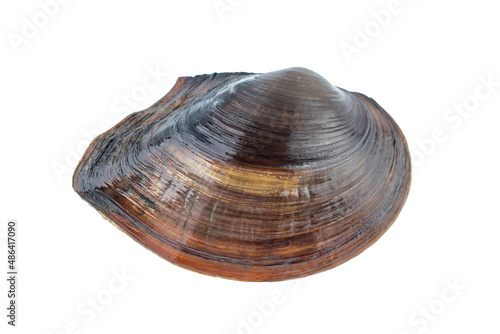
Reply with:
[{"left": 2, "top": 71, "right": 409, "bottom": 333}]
[{"left": 73, "top": 67, "right": 411, "bottom": 281}]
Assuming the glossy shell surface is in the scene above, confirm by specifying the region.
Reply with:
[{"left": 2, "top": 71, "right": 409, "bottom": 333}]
[{"left": 73, "top": 67, "right": 411, "bottom": 281}]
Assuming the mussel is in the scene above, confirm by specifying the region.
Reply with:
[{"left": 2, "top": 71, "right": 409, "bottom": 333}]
[{"left": 73, "top": 67, "right": 411, "bottom": 281}]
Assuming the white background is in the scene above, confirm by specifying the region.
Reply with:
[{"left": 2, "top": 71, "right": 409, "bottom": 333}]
[{"left": 1, "top": 0, "right": 499, "bottom": 333}]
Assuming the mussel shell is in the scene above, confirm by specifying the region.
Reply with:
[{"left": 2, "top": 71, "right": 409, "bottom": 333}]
[{"left": 73, "top": 67, "right": 411, "bottom": 281}]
